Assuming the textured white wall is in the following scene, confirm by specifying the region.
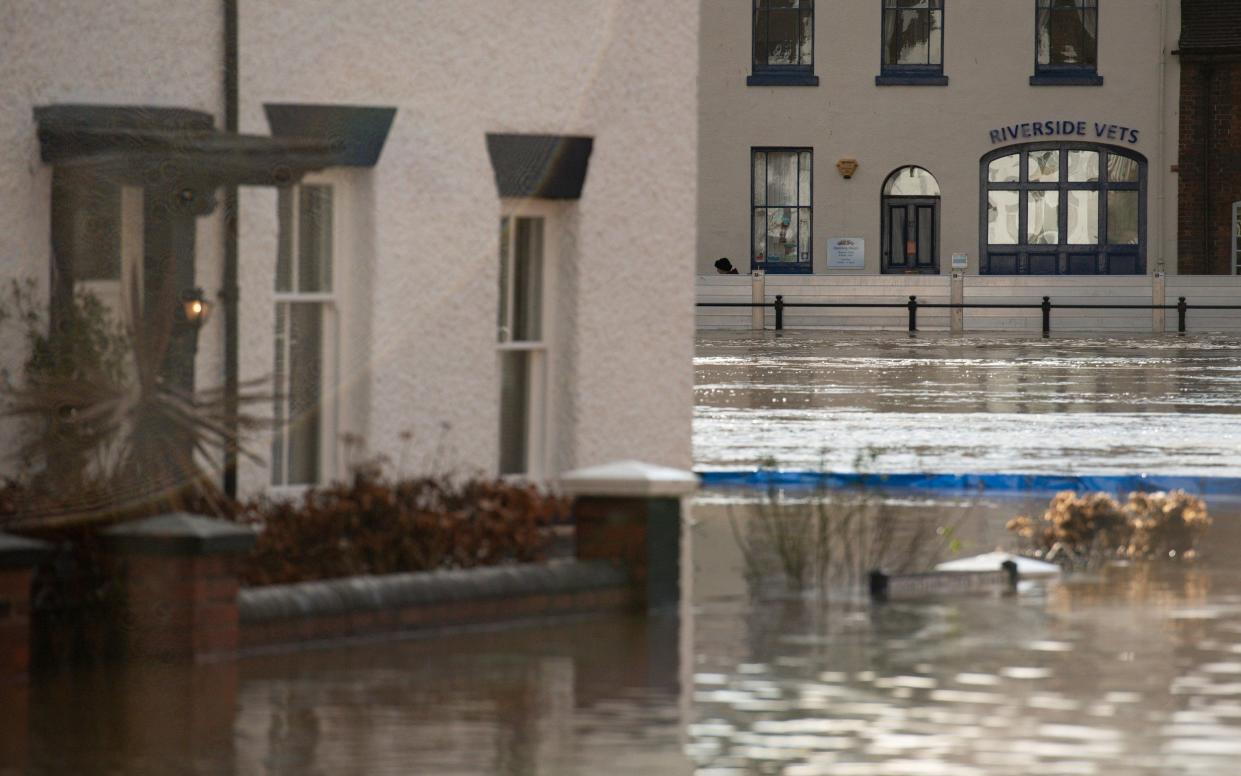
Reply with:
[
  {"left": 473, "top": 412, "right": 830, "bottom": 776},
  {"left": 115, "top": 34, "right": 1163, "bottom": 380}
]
[
  {"left": 697, "top": 0, "right": 1179, "bottom": 276},
  {"left": 1, "top": 1, "right": 698, "bottom": 486},
  {"left": 238, "top": 0, "right": 699, "bottom": 484}
]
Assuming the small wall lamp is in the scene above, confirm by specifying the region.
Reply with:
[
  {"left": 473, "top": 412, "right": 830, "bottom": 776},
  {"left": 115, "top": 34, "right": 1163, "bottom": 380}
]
[
  {"left": 836, "top": 158, "right": 859, "bottom": 179},
  {"left": 179, "top": 287, "right": 213, "bottom": 328}
]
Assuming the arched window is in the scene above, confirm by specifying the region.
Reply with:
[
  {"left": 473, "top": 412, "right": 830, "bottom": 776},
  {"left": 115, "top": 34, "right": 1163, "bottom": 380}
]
[
  {"left": 882, "top": 166, "right": 940, "bottom": 274},
  {"left": 980, "top": 143, "right": 1145, "bottom": 274}
]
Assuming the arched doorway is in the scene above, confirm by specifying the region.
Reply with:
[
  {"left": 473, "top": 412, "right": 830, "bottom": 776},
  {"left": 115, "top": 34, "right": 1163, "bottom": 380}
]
[{"left": 881, "top": 166, "right": 940, "bottom": 274}]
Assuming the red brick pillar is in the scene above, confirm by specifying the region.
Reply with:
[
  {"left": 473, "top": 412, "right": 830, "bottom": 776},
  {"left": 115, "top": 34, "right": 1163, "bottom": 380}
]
[
  {"left": 561, "top": 461, "right": 698, "bottom": 611},
  {"left": 0, "top": 532, "right": 51, "bottom": 772},
  {"left": 101, "top": 513, "right": 255, "bottom": 661},
  {"left": 0, "top": 533, "right": 51, "bottom": 683}
]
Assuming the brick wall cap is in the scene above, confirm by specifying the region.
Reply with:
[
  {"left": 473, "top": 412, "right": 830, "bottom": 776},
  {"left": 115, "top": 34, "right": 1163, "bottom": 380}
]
[
  {"left": 559, "top": 460, "right": 699, "bottom": 498},
  {"left": 101, "top": 512, "right": 257, "bottom": 556},
  {"left": 0, "top": 532, "right": 53, "bottom": 569}
]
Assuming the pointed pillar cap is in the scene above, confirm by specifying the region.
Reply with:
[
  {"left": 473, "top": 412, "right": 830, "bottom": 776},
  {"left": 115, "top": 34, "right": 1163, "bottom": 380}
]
[{"left": 559, "top": 460, "right": 699, "bottom": 498}]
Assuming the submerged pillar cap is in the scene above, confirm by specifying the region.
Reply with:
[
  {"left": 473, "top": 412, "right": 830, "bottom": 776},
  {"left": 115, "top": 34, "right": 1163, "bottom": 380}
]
[
  {"left": 559, "top": 460, "right": 699, "bottom": 498},
  {"left": 102, "top": 512, "right": 257, "bottom": 556},
  {"left": 0, "top": 532, "right": 53, "bottom": 569}
]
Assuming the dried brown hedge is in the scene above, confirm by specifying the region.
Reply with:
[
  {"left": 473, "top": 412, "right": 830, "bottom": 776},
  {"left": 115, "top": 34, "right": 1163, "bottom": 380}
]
[
  {"left": 1007, "top": 490, "right": 1211, "bottom": 566},
  {"left": 234, "top": 465, "right": 569, "bottom": 586}
]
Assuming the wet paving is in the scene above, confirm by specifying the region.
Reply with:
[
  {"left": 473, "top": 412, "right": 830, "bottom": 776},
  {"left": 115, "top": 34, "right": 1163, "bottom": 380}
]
[{"left": 695, "top": 331, "right": 1241, "bottom": 475}]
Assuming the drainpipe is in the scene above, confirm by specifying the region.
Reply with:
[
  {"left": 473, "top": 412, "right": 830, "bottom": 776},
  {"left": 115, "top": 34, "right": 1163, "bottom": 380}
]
[
  {"left": 222, "top": 0, "right": 240, "bottom": 498},
  {"left": 1201, "top": 62, "right": 1213, "bottom": 273},
  {"left": 1155, "top": 0, "right": 1167, "bottom": 274}
]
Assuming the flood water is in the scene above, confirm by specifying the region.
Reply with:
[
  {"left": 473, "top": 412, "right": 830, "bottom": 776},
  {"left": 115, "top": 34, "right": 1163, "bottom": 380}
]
[
  {"left": 695, "top": 331, "right": 1241, "bottom": 475},
  {"left": 8, "top": 332, "right": 1241, "bottom": 774}
]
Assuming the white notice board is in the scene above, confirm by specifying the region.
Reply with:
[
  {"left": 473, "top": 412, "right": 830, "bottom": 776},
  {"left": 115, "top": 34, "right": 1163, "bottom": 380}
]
[{"left": 827, "top": 238, "right": 865, "bottom": 269}]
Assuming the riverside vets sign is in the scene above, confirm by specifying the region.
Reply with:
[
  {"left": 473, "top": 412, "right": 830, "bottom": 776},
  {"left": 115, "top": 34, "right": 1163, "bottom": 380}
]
[{"left": 988, "top": 120, "right": 1140, "bottom": 146}]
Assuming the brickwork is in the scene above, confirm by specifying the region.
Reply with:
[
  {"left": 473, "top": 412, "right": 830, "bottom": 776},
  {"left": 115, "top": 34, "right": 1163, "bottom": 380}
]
[
  {"left": 117, "top": 554, "right": 243, "bottom": 660},
  {"left": 0, "top": 568, "right": 34, "bottom": 683},
  {"left": 1177, "top": 57, "right": 1241, "bottom": 274}
]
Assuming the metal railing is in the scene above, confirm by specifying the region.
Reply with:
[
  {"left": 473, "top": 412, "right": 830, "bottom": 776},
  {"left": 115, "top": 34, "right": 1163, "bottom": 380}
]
[{"left": 697, "top": 295, "right": 1241, "bottom": 336}]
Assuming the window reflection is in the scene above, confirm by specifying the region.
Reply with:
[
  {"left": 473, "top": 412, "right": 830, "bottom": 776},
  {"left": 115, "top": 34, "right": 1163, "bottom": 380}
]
[
  {"left": 884, "top": 166, "right": 940, "bottom": 196},
  {"left": 754, "top": 0, "right": 814, "bottom": 70},
  {"left": 1028, "top": 191, "right": 1060, "bottom": 245},
  {"left": 988, "top": 155, "right": 1020, "bottom": 183},
  {"left": 983, "top": 144, "right": 1143, "bottom": 274},
  {"left": 882, "top": 0, "right": 943, "bottom": 69},
  {"left": 1036, "top": 0, "right": 1097, "bottom": 68},
  {"left": 988, "top": 191, "right": 1019, "bottom": 245},
  {"left": 1107, "top": 191, "right": 1139, "bottom": 245},
  {"left": 1067, "top": 150, "right": 1099, "bottom": 182}
]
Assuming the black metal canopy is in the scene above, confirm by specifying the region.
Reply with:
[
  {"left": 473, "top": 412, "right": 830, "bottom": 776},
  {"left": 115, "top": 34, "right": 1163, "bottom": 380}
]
[
  {"left": 485, "top": 133, "right": 594, "bottom": 199},
  {"left": 35, "top": 104, "right": 344, "bottom": 195}
]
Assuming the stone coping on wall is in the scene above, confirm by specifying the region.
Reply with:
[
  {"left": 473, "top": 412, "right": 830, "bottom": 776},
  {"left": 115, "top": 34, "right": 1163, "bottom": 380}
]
[{"left": 237, "top": 559, "right": 635, "bottom": 649}]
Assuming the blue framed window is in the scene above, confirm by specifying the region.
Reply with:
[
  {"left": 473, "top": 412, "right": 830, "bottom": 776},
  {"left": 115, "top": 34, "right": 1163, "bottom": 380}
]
[
  {"left": 980, "top": 143, "right": 1144, "bottom": 275},
  {"left": 752, "top": 148, "right": 813, "bottom": 274},
  {"left": 1032, "top": 0, "right": 1102, "bottom": 85},
  {"left": 877, "top": 0, "right": 947, "bottom": 86},
  {"left": 749, "top": 0, "right": 818, "bottom": 87}
]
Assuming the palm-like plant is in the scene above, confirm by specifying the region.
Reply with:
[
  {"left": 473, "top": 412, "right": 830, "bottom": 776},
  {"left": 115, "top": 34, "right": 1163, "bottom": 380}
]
[{"left": 2, "top": 272, "right": 269, "bottom": 531}]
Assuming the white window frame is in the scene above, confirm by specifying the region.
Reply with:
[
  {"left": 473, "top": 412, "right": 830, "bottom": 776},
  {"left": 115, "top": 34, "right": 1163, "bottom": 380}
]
[
  {"left": 497, "top": 199, "right": 559, "bottom": 481},
  {"left": 270, "top": 178, "right": 343, "bottom": 491}
]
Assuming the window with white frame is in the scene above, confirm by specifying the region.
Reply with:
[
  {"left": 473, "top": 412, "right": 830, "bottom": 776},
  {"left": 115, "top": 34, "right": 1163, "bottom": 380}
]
[
  {"left": 497, "top": 211, "right": 551, "bottom": 477},
  {"left": 272, "top": 184, "right": 337, "bottom": 486}
]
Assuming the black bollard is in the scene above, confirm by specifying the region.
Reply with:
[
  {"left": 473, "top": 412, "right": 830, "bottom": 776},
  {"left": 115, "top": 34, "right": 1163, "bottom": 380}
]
[
  {"left": 868, "top": 569, "right": 890, "bottom": 602},
  {"left": 774, "top": 295, "right": 784, "bottom": 331},
  {"left": 907, "top": 296, "right": 918, "bottom": 333},
  {"left": 1177, "top": 297, "right": 1187, "bottom": 334},
  {"left": 1041, "top": 297, "right": 1051, "bottom": 338}
]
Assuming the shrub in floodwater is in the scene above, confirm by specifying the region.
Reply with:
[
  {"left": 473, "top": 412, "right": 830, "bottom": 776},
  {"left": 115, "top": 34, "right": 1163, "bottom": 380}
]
[
  {"left": 1007, "top": 490, "right": 1210, "bottom": 565},
  {"left": 730, "top": 453, "right": 959, "bottom": 595}
]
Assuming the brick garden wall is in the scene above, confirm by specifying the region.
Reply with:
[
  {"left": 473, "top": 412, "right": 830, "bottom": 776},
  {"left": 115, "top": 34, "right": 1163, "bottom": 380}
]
[{"left": 1177, "top": 58, "right": 1241, "bottom": 274}]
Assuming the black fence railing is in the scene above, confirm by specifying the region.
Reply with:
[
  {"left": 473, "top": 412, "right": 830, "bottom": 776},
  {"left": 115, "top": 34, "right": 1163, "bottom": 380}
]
[{"left": 697, "top": 295, "right": 1241, "bottom": 336}]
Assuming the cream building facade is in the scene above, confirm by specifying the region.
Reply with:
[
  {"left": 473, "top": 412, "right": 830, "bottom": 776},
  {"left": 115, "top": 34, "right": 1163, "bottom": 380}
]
[
  {"left": 697, "top": 0, "right": 1241, "bottom": 331},
  {"left": 2, "top": 1, "right": 698, "bottom": 495}
]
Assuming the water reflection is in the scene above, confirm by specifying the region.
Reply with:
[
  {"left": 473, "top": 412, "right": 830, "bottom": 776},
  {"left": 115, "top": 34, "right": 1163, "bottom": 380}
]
[
  {"left": 10, "top": 499, "right": 1241, "bottom": 774},
  {"left": 695, "top": 332, "right": 1241, "bottom": 474}
]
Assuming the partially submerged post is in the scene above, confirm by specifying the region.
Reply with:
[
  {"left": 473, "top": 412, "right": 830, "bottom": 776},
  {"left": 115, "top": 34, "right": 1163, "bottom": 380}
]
[
  {"left": 0, "top": 533, "right": 52, "bottom": 683},
  {"left": 102, "top": 513, "right": 255, "bottom": 661},
  {"left": 561, "top": 461, "right": 698, "bottom": 611}
]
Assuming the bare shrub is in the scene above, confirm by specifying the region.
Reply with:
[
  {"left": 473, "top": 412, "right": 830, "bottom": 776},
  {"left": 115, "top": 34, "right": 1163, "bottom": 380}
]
[{"left": 1007, "top": 490, "right": 1211, "bottom": 566}]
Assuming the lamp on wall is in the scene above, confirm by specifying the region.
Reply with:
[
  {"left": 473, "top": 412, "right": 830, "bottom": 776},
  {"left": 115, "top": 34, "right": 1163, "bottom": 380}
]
[
  {"left": 836, "top": 158, "right": 859, "bottom": 179},
  {"left": 179, "top": 287, "right": 213, "bottom": 328}
]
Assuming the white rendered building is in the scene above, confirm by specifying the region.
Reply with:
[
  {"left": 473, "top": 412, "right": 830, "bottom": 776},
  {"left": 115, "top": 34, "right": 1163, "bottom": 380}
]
[{"left": 1, "top": 1, "right": 698, "bottom": 495}]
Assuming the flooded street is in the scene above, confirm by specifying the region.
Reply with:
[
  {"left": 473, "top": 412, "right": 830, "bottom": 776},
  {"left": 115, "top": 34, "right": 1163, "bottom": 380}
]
[
  {"left": 10, "top": 332, "right": 1241, "bottom": 774},
  {"left": 12, "top": 503, "right": 1241, "bottom": 775},
  {"left": 695, "top": 332, "right": 1241, "bottom": 476}
]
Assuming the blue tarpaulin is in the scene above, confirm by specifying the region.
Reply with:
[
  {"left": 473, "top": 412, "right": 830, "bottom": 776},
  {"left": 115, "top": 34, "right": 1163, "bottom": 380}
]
[{"left": 697, "top": 471, "right": 1241, "bottom": 499}]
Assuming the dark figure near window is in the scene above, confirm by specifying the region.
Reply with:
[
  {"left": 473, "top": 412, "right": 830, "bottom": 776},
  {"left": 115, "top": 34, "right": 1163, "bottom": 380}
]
[{"left": 715, "top": 257, "right": 740, "bottom": 274}]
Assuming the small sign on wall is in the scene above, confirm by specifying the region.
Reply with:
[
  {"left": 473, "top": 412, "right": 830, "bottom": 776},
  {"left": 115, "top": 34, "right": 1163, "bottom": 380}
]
[
  {"left": 827, "top": 238, "right": 865, "bottom": 269},
  {"left": 951, "top": 253, "right": 968, "bottom": 269}
]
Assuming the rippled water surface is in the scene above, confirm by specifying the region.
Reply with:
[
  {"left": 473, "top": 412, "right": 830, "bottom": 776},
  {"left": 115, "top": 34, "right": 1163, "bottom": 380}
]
[
  {"left": 10, "top": 333, "right": 1241, "bottom": 774},
  {"left": 695, "top": 331, "right": 1241, "bottom": 475},
  {"left": 12, "top": 501, "right": 1241, "bottom": 775}
]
